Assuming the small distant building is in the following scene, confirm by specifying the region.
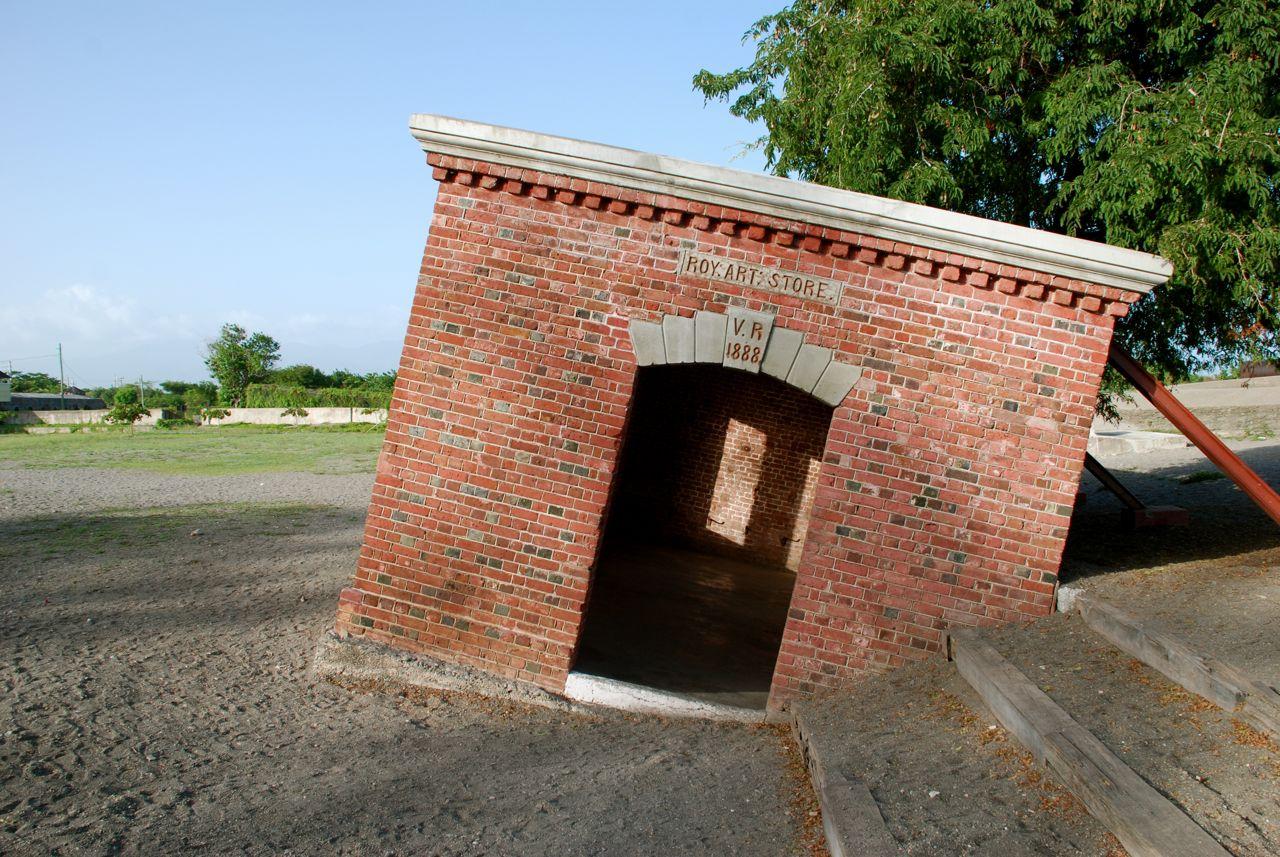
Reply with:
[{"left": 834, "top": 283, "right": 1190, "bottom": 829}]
[{"left": 1, "top": 392, "right": 106, "bottom": 411}]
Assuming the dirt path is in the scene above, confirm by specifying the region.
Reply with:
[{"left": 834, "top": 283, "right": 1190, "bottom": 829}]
[
  {"left": 796, "top": 661, "right": 1118, "bottom": 855},
  {"left": 1, "top": 469, "right": 816, "bottom": 856}
]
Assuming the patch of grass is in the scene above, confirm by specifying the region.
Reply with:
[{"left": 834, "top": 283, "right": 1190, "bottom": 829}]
[
  {"left": 0, "top": 425, "right": 384, "bottom": 476},
  {"left": 0, "top": 502, "right": 328, "bottom": 559},
  {"left": 1179, "top": 469, "right": 1226, "bottom": 485}
]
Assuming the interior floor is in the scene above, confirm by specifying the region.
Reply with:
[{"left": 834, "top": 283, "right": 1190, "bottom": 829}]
[{"left": 573, "top": 541, "right": 796, "bottom": 710}]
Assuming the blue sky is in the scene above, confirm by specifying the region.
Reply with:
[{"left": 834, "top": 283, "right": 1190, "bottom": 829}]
[{"left": 1, "top": 1, "right": 774, "bottom": 387}]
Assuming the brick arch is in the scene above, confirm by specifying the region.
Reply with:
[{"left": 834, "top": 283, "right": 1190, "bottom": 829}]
[{"left": 626, "top": 312, "right": 863, "bottom": 407}]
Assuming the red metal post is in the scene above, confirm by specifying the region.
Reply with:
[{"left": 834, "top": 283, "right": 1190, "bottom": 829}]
[{"left": 1108, "top": 344, "right": 1280, "bottom": 527}]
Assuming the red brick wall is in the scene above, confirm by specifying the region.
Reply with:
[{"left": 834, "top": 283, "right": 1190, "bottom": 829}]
[
  {"left": 606, "top": 364, "right": 831, "bottom": 570},
  {"left": 335, "top": 153, "right": 1134, "bottom": 708}
]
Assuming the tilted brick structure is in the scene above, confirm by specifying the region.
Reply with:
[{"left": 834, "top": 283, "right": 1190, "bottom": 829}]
[{"left": 334, "top": 115, "right": 1170, "bottom": 710}]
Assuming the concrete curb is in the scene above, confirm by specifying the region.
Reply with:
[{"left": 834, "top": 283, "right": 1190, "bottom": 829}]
[
  {"left": 1087, "top": 429, "right": 1189, "bottom": 456},
  {"left": 949, "top": 630, "right": 1229, "bottom": 857},
  {"left": 310, "top": 632, "right": 582, "bottom": 713},
  {"left": 791, "top": 705, "right": 899, "bottom": 857},
  {"left": 314, "top": 634, "right": 773, "bottom": 724},
  {"left": 562, "top": 672, "right": 765, "bottom": 723},
  {"left": 1071, "top": 593, "right": 1280, "bottom": 739}
]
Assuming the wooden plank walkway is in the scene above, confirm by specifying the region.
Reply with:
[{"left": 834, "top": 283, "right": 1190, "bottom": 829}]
[
  {"left": 1074, "top": 592, "right": 1280, "bottom": 738},
  {"left": 950, "top": 631, "right": 1230, "bottom": 857}
]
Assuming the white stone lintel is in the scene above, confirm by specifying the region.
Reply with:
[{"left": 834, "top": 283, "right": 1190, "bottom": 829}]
[
  {"left": 787, "top": 345, "right": 833, "bottom": 393},
  {"left": 662, "top": 314, "right": 695, "bottom": 364},
  {"left": 812, "top": 361, "right": 863, "bottom": 407},
  {"left": 760, "top": 327, "right": 804, "bottom": 381},
  {"left": 694, "top": 311, "right": 728, "bottom": 363},
  {"left": 629, "top": 320, "right": 666, "bottom": 367}
]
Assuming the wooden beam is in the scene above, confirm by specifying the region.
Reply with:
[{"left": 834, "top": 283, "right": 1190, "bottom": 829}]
[
  {"left": 1074, "top": 593, "right": 1280, "bottom": 739},
  {"left": 950, "top": 631, "right": 1230, "bottom": 857},
  {"left": 791, "top": 705, "right": 898, "bottom": 857}
]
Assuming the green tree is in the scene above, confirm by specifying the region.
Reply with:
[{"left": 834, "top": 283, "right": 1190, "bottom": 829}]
[
  {"left": 182, "top": 383, "right": 217, "bottom": 410},
  {"left": 694, "top": 0, "right": 1280, "bottom": 383},
  {"left": 111, "top": 385, "right": 140, "bottom": 406},
  {"left": 204, "top": 324, "right": 280, "bottom": 406},
  {"left": 9, "top": 372, "right": 62, "bottom": 393},
  {"left": 104, "top": 401, "right": 150, "bottom": 429},
  {"left": 268, "top": 364, "right": 331, "bottom": 388}
]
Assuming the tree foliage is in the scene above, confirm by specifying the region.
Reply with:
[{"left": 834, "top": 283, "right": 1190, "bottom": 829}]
[
  {"left": 8, "top": 372, "right": 62, "bottom": 393},
  {"left": 265, "top": 365, "right": 397, "bottom": 391},
  {"left": 694, "top": 0, "right": 1280, "bottom": 379},
  {"left": 204, "top": 324, "right": 281, "bottom": 406},
  {"left": 181, "top": 384, "right": 217, "bottom": 410},
  {"left": 104, "top": 402, "right": 149, "bottom": 427}
]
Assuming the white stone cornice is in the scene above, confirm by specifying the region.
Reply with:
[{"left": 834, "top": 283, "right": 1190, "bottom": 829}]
[{"left": 409, "top": 113, "right": 1170, "bottom": 295}]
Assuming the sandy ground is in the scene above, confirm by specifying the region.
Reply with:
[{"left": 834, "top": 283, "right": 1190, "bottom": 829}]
[
  {"left": 982, "top": 615, "right": 1280, "bottom": 856},
  {"left": 796, "top": 663, "right": 1119, "bottom": 855},
  {"left": 1111, "top": 375, "right": 1280, "bottom": 439},
  {"left": 5, "top": 435, "right": 1279, "bottom": 856},
  {"left": 0, "top": 461, "right": 376, "bottom": 518},
  {"left": 1065, "top": 439, "right": 1280, "bottom": 688},
  {"left": 0, "top": 469, "right": 819, "bottom": 856}
]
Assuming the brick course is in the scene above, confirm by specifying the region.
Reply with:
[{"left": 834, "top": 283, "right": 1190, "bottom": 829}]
[{"left": 335, "top": 139, "right": 1136, "bottom": 710}]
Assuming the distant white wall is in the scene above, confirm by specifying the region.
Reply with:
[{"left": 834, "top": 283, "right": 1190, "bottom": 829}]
[
  {"left": 10, "top": 409, "right": 162, "bottom": 426},
  {"left": 202, "top": 407, "right": 388, "bottom": 426}
]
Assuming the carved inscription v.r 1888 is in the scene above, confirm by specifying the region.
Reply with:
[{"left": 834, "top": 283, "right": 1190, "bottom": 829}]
[{"left": 678, "top": 249, "right": 843, "bottom": 307}]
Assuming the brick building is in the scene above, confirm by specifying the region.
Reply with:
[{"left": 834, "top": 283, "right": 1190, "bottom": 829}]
[{"left": 333, "top": 115, "right": 1170, "bottom": 713}]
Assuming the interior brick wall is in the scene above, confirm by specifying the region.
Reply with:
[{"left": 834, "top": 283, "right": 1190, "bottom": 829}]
[
  {"left": 606, "top": 364, "right": 832, "bottom": 570},
  {"left": 334, "top": 151, "right": 1136, "bottom": 709}
]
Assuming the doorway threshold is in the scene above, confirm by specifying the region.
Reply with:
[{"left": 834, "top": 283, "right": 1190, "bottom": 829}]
[{"left": 564, "top": 671, "right": 766, "bottom": 723}]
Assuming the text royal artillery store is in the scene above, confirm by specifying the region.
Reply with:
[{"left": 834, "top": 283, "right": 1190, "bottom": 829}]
[{"left": 334, "top": 115, "right": 1170, "bottom": 715}]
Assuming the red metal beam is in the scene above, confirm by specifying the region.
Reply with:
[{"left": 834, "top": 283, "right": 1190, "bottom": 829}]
[{"left": 1108, "top": 344, "right": 1280, "bottom": 527}]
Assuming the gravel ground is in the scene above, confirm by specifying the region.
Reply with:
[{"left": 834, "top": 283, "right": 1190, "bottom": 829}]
[
  {"left": 1064, "top": 439, "right": 1280, "bottom": 690},
  {"left": 6, "top": 435, "right": 1278, "bottom": 856},
  {"left": 981, "top": 614, "right": 1280, "bottom": 856},
  {"left": 0, "top": 461, "right": 377, "bottom": 518},
  {"left": 796, "top": 662, "right": 1119, "bottom": 856},
  {"left": 1066, "top": 439, "right": 1280, "bottom": 582},
  {"left": 0, "top": 469, "right": 819, "bottom": 856}
]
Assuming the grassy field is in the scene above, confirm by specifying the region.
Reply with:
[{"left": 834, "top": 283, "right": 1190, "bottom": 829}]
[
  {"left": 0, "top": 425, "right": 384, "bottom": 476},
  {"left": 0, "top": 501, "right": 329, "bottom": 558}
]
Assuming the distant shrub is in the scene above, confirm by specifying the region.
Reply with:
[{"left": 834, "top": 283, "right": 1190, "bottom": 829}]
[
  {"left": 105, "top": 403, "right": 150, "bottom": 428},
  {"left": 281, "top": 406, "right": 309, "bottom": 425},
  {"left": 156, "top": 417, "right": 195, "bottom": 430},
  {"left": 243, "top": 384, "right": 392, "bottom": 410},
  {"left": 200, "top": 407, "right": 231, "bottom": 422}
]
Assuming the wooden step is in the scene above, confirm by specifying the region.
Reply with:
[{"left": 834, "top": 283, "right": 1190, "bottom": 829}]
[
  {"left": 791, "top": 706, "right": 898, "bottom": 857},
  {"left": 949, "top": 630, "right": 1230, "bottom": 857},
  {"left": 1072, "top": 592, "right": 1280, "bottom": 739}
]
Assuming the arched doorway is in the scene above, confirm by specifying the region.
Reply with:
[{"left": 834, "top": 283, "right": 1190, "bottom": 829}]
[{"left": 573, "top": 364, "right": 835, "bottom": 710}]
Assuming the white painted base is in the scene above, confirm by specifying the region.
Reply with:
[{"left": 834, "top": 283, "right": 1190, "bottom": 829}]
[{"left": 563, "top": 672, "right": 766, "bottom": 723}]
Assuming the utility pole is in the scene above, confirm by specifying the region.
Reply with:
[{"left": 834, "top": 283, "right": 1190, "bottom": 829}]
[
  {"left": 138, "top": 376, "right": 145, "bottom": 408},
  {"left": 58, "top": 343, "right": 65, "bottom": 409}
]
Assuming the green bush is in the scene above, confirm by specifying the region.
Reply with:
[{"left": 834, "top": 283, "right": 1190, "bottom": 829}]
[
  {"left": 243, "top": 384, "right": 391, "bottom": 410},
  {"left": 104, "top": 403, "right": 150, "bottom": 427},
  {"left": 156, "top": 417, "right": 196, "bottom": 430}
]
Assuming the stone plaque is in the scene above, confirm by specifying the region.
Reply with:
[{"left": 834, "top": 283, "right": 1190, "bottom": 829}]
[
  {"left": 723, "top": 307, "right": 774, "bottom": 373},
  {"left": 678, "top": 249, "right": 843, "bottom": 306}
]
